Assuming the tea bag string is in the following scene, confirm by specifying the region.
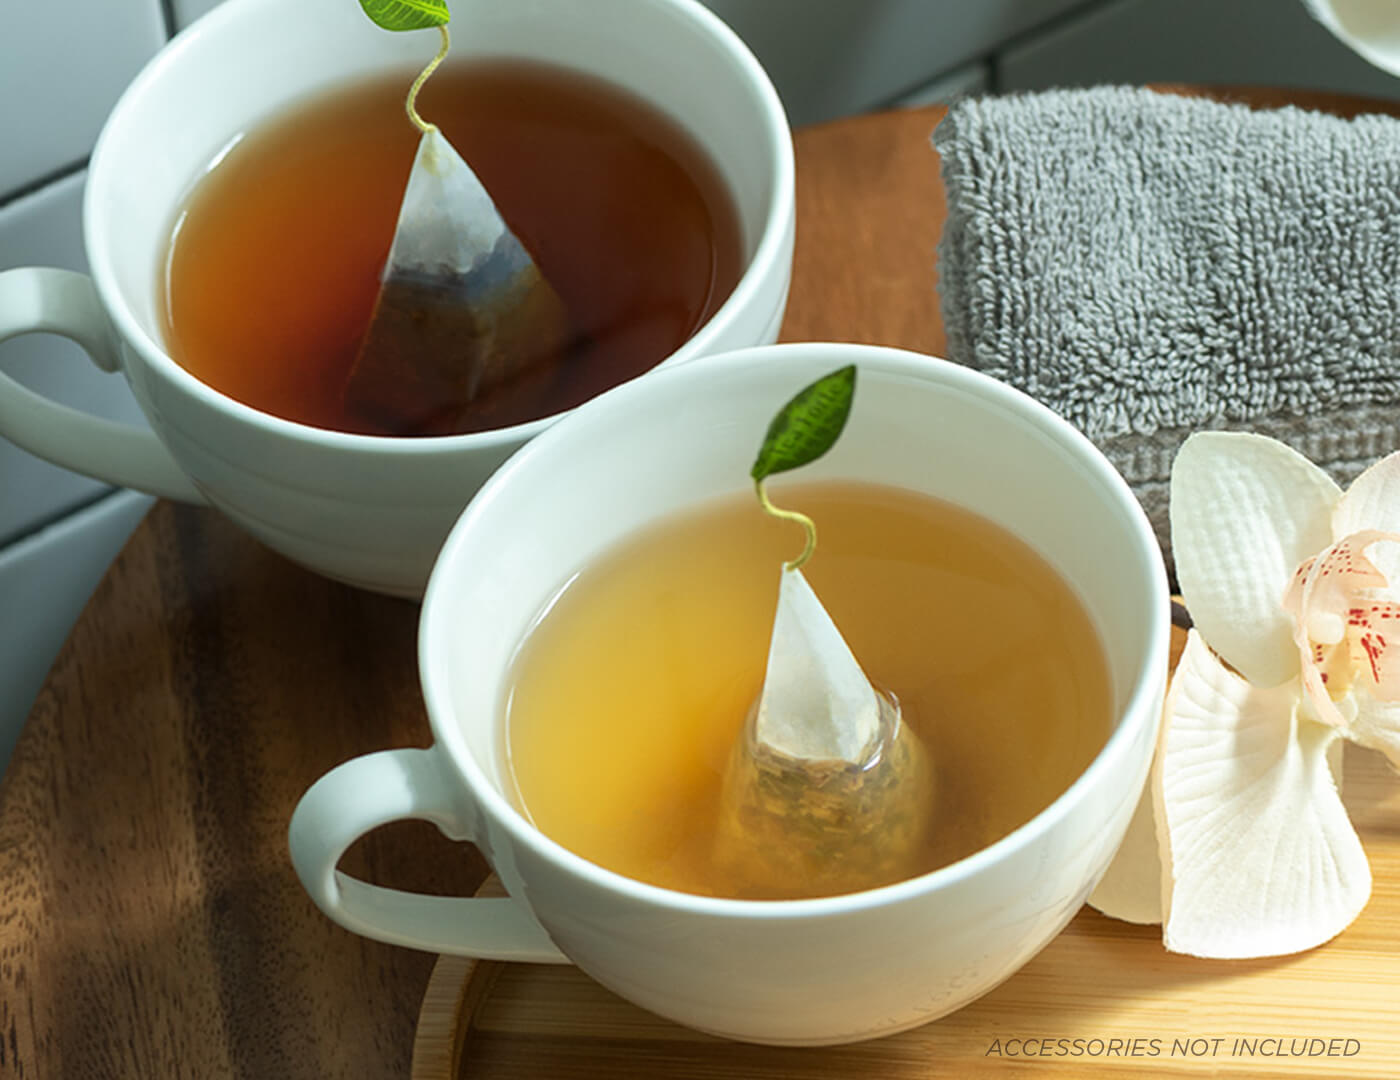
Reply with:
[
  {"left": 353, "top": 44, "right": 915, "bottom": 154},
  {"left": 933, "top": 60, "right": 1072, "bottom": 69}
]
[
  {"left": 755, "top": 479, "right": 816, "bottom": 571},
  {"left": 406, "top": 25, "right": 451, "bottom": 135}
]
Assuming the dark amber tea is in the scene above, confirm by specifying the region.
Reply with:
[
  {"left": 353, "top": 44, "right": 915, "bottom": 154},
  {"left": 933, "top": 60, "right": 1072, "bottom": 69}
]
[
  {"left": 161, "top": 61, "right": 743, "bottom": 436},
  {"left": 504, "top": 481, "right": 1115, "bottom": 900}
]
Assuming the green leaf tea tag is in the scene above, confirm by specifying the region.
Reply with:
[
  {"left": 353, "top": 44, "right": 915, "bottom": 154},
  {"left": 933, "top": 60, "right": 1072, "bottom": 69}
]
[
  {"left": 359, "top": 0, "right": 451, "bottom": 32},
  {"left": 751, "top": 365, "right": 858, "bottom": 570},
  {"left": 751, "top": 365, "right": 857, "bottom": 482}
]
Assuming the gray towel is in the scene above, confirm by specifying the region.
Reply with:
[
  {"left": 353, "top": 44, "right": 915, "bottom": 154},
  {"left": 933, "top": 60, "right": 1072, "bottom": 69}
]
[{"left": 934, "top": 86, "right": 1400, "bottom": 563}]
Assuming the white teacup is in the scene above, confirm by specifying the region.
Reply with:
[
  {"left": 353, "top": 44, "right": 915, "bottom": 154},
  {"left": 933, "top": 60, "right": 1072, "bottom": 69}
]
[
  {"left": 289, "top": 343, "right": 1169, "bottom": 1046},
  {"left": 0, "top": 0, "right": 792, "bottom": 597}
]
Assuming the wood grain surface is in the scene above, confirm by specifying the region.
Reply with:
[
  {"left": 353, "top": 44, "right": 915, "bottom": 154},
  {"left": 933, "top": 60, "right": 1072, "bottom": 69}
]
[{"left": 2, "top": 90, "right": 1399, "bottom": 1080}]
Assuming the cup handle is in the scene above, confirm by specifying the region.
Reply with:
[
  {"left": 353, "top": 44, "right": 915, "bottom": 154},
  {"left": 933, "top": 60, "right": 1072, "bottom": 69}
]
[
  {"left": 0, "top": 267, "right": 205, "bottom": 502},
  {"left": 288, "top": 746, "right": 568, "bottom": 963}
]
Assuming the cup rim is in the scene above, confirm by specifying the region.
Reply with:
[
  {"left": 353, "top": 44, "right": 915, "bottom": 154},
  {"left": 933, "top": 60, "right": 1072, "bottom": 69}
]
[
  {"left": 84, "top": 0, "right": 795, "bottom": 455},
  {"left": 419, "top": 342, "right": 1171, "bottom": 919}
]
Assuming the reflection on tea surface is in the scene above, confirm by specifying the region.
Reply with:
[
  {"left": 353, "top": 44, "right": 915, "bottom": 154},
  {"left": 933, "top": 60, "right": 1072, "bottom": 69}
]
[
  {"left": 504, "top": 481, "right": 1114, "bottom": 900},
  {"left": 161, "top": 61, "right": 742, "bottom": 436}
]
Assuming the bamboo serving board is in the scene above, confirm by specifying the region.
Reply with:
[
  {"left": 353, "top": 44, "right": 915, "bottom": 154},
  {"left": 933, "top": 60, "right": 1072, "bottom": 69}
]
[{"left": 412, "top": 625, "right": 1400, "bottom": 1079}]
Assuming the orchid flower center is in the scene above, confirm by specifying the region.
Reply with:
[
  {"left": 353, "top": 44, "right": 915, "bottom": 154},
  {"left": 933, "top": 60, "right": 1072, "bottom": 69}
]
[{"left": 1282, "top": 529, "right": 1400, "bottom": 724}]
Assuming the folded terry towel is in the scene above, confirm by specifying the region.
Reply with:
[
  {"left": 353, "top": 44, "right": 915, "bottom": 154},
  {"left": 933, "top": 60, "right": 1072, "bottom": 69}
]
[{"left": 934, "top": 86, "right": 1400, "bottom": 563}]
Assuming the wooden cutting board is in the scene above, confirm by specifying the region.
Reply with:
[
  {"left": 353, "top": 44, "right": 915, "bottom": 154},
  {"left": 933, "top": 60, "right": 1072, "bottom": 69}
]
[{"left": 412, "top": 625, "right": 1400, "bottom": 1079}]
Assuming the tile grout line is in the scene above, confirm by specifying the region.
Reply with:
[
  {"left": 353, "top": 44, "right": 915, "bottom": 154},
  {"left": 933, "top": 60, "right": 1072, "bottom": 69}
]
[
  {"left": 160, "top": 0, "right": 180, "bottom": 40},
  {"left": 870, "top": 0, "right": 1121, "bottom": 107},
  {"left": 0, "top": 489, "right": 143, "bottom": 556},
  {"left": 992, "top": 0, "right": 1126, "bottom": 61},
  {"left": 876, "top": 60, "right": 992, "bottom": 112},
  {"left": 0, "top": 159, "right": 89, "bottom": 215},
  {"left": 981, "top": 0, "right": 1125, "bottom": 95}
]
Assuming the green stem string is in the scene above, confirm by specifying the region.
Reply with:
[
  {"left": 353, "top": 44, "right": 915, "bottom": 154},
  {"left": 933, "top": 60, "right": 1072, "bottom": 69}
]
[
  {"left": 755, "top": 479, "right": 817, "bottom": 571},
  {"left": 406, "top": 25, "right": 451, "bottom": 134}
]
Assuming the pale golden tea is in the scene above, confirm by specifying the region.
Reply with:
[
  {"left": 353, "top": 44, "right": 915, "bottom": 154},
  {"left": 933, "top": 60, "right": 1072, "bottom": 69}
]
[
  {"left": 504, "top": 481, "right": 1114, "bottom": 900},
  {"left": 161, "top": 61, "right": 742, "bottom": 436}
]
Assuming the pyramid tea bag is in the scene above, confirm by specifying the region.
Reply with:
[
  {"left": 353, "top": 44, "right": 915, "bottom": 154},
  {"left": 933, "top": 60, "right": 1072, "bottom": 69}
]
[
  {"left": 344, "top": 11, "right": 567, "bottom": 432},
  {"left": 714, "top": 566, "right": 935, "bottom": 898},
  {"left": 710, "top": 365, "right": 935, "bottom": 895},
  {"left": 345, "top": 128, "right": 567, "bottom": 431}
]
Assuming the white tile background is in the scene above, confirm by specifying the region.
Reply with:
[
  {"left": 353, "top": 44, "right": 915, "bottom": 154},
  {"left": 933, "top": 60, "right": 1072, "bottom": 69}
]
[
  {"left": 3, "top": 0, "right": 1400, "bottom": 775},
  {"left": 0, "top": 1, "right": 166, "bottom": 195}
]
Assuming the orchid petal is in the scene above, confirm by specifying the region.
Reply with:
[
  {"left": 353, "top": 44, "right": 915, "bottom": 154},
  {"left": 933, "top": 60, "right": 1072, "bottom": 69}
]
[
  {"left": 1347, "top": 693, "right": 1400, "bottom": 770},
  {"left": 1350, "top": 600, "right": 1400, "bottom": 701},
  {"left": 1285, "top": 531, "right": 1389, "bottom": 727},
  {"left": 1171, "top": 433, "right": 1339, "bottom": 688},
  {"left": 1360, "top": 533, "right": 1400, "bottom": 598},
  {"left": 1285, "top": 532, "right": 1400, "bottom": 728},
  {"left": 1334, "top": 451, "right": 1400, "bottom": 539},
  {"left": 1158, "top": 632, "right": 1370, "bottom": 958},
  {"left": 1087, "top": 783, "right": 1163, "bottom": 924}
]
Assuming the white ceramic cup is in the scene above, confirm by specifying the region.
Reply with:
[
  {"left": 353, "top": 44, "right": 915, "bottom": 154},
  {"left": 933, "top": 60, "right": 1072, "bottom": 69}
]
[
  {"left": 289, "top": 343, "right": 1170, "bottom": 1046},
  {"left": 1304, "top": 0, "right": 1400, "bottom": 76},
  {"left": 0, "top": 0, "right": 793, "bottom": 597}
]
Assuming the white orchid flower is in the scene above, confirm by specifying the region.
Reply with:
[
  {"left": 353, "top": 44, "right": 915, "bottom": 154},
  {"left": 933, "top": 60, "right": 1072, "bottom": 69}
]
[{"left": 1091, "top": 432, "right": 1400, "bottom": 958}]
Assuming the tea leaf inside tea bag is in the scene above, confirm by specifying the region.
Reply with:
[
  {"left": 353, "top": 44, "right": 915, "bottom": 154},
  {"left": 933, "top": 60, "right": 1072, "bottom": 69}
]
[
  {"left": 715, "top": 564, "right": 935, "bottom": 896},
  {"left": 714, "top": 366, "right": 936, "bottom": 897},
  {"left": 345, "top": 5, "right": 568, "bottom": 433}
]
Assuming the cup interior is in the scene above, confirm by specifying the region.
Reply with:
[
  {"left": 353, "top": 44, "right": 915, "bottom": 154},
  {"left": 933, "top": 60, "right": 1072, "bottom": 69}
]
[
  {"left": 88, "top": 0, "right": 787, "bottom": 378},
  {"left": 422, "top": 344, "right": 1168, "bottom": 844}
]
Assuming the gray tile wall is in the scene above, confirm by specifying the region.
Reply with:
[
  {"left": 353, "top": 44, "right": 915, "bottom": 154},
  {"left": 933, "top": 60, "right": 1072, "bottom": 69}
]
[
  {"left": 700, "top": 0, "right": 1084, "bottom": 125},
  {"left": 1000, "top": 0, "right": 1400, "bottom": 98}
]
